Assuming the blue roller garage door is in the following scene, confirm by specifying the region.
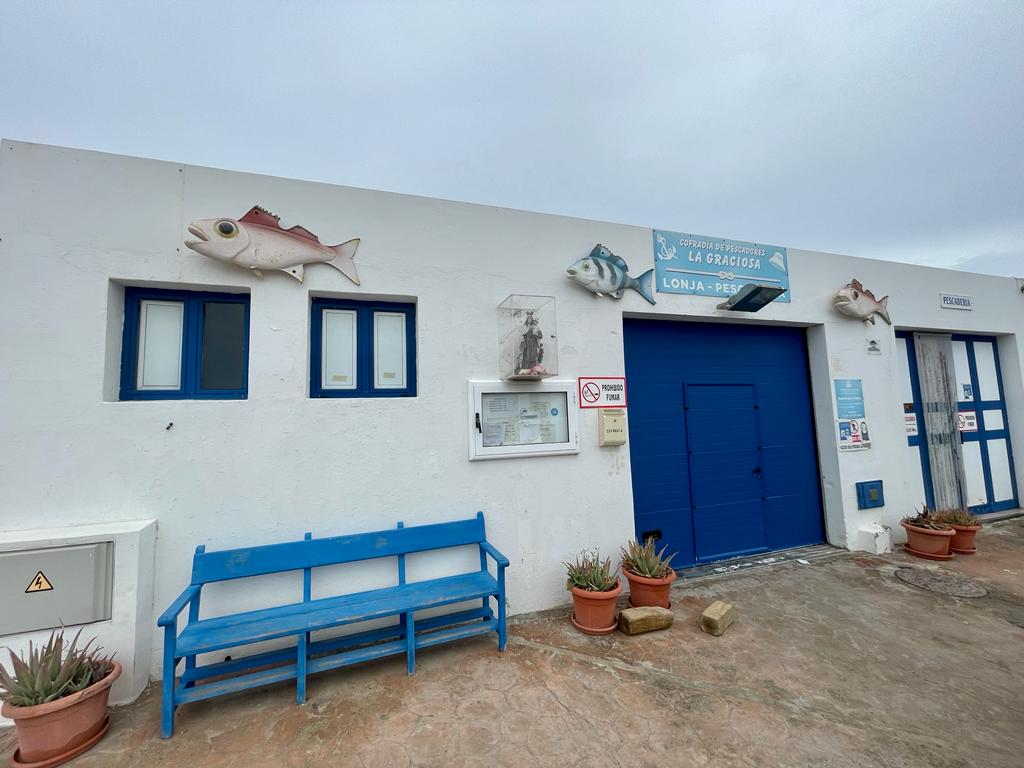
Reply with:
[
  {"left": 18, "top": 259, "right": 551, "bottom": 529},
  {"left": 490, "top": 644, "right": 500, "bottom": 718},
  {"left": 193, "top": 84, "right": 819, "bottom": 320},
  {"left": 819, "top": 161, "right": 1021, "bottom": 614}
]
[{"left": 624, "top": 320, "right": 825, "bottom": 568}]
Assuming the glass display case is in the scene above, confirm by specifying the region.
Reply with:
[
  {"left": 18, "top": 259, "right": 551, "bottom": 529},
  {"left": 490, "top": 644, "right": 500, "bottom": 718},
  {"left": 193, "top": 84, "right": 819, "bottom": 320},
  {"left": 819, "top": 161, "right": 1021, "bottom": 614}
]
[{"left": 497, "top": 295, "right": 557, "bottom": 380}]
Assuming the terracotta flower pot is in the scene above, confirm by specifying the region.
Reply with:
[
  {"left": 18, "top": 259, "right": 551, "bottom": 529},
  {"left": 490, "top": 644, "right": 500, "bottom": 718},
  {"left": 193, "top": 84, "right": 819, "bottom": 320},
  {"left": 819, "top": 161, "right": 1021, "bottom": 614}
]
[
  {"left": 901, "top": 521, "right": 955, "bottom": 560},
  {"left": 2, "top": 660, "right": 121, "bottom": 767},
  {"left": 949, "top": 524, "right": 982, "bottom": 555},
  {"left": 623, "top": 568, "right": 676, "bottom": 609},
  {"left": 569, "top": 582, "right": 622, "bottom": 635}
]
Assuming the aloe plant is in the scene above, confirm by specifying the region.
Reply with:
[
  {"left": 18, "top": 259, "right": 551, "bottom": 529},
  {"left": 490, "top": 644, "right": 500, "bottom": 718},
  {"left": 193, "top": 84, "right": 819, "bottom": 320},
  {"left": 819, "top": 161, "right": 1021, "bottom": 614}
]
[
  {"left": 935, "top": 508, "right": 982, "bottom": 527},
  {"left": 902, "top": 505, "right": 954, "bottom": 531},
  {"left": 0, "top": 628, "right": 114, "bottom": 707},
  {"left": 564, "top": 549, "right": 619, "bottom": 592},
  {"left": 620, "top": 537, "right": 676, "bottom": 579}
]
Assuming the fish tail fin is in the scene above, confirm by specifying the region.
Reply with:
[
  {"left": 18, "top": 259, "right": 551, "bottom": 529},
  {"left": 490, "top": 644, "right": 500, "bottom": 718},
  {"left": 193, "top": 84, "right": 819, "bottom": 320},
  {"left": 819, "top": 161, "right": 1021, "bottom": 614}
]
[
  {"left": 876, "top": 296, "right": 892, "bottom": 325},
  {"left": 633, "top": 269, "right": 656, "bottom": 305},
  {"left": 327, "top": 238, "right": 360, "bottom": 285}
]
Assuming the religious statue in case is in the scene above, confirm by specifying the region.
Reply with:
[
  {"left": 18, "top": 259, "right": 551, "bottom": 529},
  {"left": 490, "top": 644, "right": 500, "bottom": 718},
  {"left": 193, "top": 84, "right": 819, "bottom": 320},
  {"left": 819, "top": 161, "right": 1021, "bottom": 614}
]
[{"left": 498, "top": 295, "right": 558, "bottom": 380}]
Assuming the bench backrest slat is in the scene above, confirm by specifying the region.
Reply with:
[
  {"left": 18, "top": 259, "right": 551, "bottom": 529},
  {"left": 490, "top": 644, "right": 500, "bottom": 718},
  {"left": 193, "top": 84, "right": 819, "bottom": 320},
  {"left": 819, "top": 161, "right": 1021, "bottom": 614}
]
[{"left": 190, "top": 515, "right": 486, "bottom": 584}]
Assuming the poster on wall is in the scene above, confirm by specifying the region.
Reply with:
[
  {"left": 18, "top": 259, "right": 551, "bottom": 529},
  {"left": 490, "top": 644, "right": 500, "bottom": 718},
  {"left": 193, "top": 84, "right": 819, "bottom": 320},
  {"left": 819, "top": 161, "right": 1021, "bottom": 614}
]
[
  {"left": 480, "top": 391, "right": 569, "bottom": 447},
  {"left": 904, "top": 403, "right": 919, "bottom": 437},
  {"left": 835, "top": 378, "right": 871, "bottom": 451},
  {"left": 653, "top": 229, "right": 790, "bottom": 302}
]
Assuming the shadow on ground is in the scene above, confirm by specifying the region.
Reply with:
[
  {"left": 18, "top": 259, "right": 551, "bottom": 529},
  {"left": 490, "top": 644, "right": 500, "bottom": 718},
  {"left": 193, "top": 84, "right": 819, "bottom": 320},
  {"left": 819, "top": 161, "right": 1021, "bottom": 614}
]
[{"left": 4, "top": 519, "right": 1022, "bottom": 767}]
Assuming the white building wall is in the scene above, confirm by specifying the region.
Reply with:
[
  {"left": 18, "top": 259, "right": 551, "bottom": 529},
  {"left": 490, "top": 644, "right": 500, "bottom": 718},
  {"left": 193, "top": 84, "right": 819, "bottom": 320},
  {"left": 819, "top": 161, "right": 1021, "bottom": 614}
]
[{"left": 2, "top": 140, "right": 1022, "bottom": 683}]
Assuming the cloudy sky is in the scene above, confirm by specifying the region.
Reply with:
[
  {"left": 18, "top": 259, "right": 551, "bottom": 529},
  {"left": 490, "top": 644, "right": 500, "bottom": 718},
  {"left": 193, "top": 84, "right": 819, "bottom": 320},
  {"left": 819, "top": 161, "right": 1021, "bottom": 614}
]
[{"left": 2, "top": 1, "right": 1022, "bottom": 274}]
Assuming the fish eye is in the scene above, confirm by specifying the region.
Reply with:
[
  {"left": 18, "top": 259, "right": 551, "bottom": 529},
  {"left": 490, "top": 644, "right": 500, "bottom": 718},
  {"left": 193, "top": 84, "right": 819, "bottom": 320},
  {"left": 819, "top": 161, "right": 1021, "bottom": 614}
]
[
  {"left": 582, "top": 262, "right": 591, "bottom": 270},
  {"left": 852, "top": 290, "right": 859, "bottom": 299},
  {"left": 216, "top": 220, "right": 238, "bottom": 238}
]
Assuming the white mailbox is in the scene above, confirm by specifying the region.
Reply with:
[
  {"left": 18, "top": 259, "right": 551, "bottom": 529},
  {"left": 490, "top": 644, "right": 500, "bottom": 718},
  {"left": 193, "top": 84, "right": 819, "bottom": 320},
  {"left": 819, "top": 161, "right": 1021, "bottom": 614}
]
[{"left": 598, "top": 408, "right": 628, "bottom": 447}]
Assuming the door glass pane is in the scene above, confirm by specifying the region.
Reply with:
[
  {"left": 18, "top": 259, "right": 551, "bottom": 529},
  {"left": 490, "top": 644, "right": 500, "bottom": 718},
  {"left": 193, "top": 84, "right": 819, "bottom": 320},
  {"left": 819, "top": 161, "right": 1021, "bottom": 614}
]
[
  {"left": 952, "top": 340, "right": 972, "bottom": 401},
  {"left": 973, "top": 342, "right": 999, "bottom": 401},
  {"left": 322, "top": 310, "right": 357, "bottom": 390},
  {"left": 137, "top": 300, "right": 183, "bottom": 390},
  {"left": 896, "top": 338, "right": 914, "bottom": 405},
  {"left": 984, "top": 409, "right": 1005, "bottom": 431},
  {"left": 374, "top": 312, "right": 406, "bottom": 389},
  {"left": 989, "top": 438, "right": 1014, "bottom": 502},
  {"left": 961, "top": 441, "right": 987, "bottom": 507},
  {"left": 905, "top": 444, "right": 927, "bottom": 500},
  {"left": 200, "top": 302, "right": 246, "bottom": 390}
]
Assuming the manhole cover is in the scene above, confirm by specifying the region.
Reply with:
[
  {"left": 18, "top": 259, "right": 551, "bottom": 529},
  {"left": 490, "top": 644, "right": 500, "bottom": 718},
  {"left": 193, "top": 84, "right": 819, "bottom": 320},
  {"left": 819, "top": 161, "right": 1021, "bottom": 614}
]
[{"left": 895, "top": 567, "right": 988, "bottom": 598}]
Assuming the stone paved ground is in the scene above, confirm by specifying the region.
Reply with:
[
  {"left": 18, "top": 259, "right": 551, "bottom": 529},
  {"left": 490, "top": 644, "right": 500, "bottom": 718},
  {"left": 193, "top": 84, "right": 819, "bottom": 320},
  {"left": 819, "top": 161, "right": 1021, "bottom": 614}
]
[{"left": 4, "top": 519, "right": 1023, "bottom": 767}]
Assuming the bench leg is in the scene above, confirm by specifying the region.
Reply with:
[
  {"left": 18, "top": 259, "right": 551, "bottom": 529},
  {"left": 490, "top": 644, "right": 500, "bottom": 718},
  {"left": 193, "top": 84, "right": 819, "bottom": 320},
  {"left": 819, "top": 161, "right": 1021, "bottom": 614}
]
[
  {"left": 297, "top": 632, "right": 309, "bottom": 705},
  {"left": 161, "top": 626, "right": 177, "bottom": 739},
  {"left": 184, "top": 655, "right": 197, "bottom": 689},
  {"left": 497, "top": 570, "right": 507, "bottom": 652},
  {"left": 405, "top": 613, "right": 416, "bottom": 675}
]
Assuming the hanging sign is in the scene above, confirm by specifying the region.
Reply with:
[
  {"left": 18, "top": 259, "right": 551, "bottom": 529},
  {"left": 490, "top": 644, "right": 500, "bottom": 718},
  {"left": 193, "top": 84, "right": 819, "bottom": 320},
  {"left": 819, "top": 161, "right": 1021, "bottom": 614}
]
[
  {"left": 25, "top": 571, "right": 54, "bottom": 593},
  {"left": 835, "top": 379, "right": 871, "bottom": 451},
  {"left": 577, "top": 377, "right": 627, "bottom": 408},
  {"left": 654, "top": 229, "right": 790, "bottom": 302}
]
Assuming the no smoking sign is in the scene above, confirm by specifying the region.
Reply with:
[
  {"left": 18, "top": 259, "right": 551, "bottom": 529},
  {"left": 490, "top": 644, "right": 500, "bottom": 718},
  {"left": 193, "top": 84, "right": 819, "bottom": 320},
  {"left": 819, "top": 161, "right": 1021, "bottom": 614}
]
[{"left": 577, "top": 376, "right": 627, "bottom": 408}]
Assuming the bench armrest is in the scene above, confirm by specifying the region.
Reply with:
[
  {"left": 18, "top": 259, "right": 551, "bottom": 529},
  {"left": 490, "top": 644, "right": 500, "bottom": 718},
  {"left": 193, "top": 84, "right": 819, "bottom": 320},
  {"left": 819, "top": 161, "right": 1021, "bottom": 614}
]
[
  {"left": 480, "top": 541, "right": 510, "bottom": 568},
  {"left": 157, "top": 584, "right": 202, "bottom": 627}
]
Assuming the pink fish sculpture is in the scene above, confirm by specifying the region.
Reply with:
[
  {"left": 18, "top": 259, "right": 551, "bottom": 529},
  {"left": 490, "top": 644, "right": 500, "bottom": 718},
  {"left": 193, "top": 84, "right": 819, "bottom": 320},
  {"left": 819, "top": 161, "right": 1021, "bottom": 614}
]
[
  {"left": 185, "top": 205, "right": 360, "bottom": 284},
  {"left": 833, "top": 279, "right": 891, "bottom": 325}
]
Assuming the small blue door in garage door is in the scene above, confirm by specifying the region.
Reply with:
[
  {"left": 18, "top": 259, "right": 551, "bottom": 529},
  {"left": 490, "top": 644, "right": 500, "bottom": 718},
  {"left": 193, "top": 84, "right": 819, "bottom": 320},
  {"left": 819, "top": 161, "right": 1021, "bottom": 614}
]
[
  {"left": 685, "top": 384, "right": 767, "bottom": 561},
  {"left": 625, "top": 319, "right": 825, "bottom": 568}
]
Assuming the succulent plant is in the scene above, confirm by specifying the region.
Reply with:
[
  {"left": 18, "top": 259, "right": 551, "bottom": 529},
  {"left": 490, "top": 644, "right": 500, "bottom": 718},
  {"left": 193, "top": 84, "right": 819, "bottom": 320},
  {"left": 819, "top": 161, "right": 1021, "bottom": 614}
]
[
  {"left": 564, "top": 549, "right": 619, "bottom": 592},
  {"left": 0, "top": 628, "right": 114, "bottom": 707},
  {"left": 902, "top": 506, "right": 954, "bottom": 531},
  {"left": 620, "top": 537, "right": 676, "bottom": 579},
  {"left": 935, "top": 508, "right": 982, "bottom": 527}
]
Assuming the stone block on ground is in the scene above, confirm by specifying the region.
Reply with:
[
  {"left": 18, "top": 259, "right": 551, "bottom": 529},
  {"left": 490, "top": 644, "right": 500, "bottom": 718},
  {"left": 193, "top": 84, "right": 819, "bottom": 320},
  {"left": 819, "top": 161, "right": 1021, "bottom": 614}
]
[
  {"left": 618, "top": 606, "right": 674, "bottom": 635},
  {"left": 700, "top": 600, "right": 737, "bottom": 636}
]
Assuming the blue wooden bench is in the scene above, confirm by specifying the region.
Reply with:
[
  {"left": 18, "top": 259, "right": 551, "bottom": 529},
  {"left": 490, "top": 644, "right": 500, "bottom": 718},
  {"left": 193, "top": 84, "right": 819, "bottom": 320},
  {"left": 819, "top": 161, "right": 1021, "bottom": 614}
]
[{"left": 156, "top": 512, "right": 508, "bottom": 738}]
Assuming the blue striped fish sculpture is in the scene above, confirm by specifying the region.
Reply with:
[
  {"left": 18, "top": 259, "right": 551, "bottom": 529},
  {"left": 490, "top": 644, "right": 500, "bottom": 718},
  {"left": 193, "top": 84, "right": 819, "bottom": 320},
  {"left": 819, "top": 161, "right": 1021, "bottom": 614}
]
[{"left": 566, "top": 244, "right": 656, "bottom": 305}]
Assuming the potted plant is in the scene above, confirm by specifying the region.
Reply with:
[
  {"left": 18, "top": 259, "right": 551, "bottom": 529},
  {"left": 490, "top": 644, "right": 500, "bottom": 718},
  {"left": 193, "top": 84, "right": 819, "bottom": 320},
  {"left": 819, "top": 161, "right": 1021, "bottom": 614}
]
[
  {"left": 0, "top": 628, "right": 120, "bottom": 768},
  {"left": 901, "top": 507, "right": 956, "bottom": 560},
  {"left": 936, "top": 508, "right": 983, "bottom": 554},
  {"left": 565, "top": 549, "right": 622, "bottom": 635},
  {"left": 620, "top": 537, "right": 677, "bottom": 609}
]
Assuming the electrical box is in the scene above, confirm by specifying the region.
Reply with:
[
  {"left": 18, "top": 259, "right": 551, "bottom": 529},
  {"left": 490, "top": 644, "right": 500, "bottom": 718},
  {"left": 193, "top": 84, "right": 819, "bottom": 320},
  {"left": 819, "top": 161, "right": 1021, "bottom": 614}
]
[
  {"left": 598, "top": 408, "right": 628, "bottom": 447},
  {"left": 856, "top": 480, "right": 885, "bottom": 510},
  {"left": 0, "top": 542, "right": 114, "bottom": 636}
]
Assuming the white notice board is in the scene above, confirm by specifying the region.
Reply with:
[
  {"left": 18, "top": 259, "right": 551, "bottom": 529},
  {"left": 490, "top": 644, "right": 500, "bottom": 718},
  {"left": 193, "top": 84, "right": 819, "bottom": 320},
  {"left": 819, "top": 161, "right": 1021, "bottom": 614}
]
[{"left": 469, "top": 380, "right": 580, "bottom": 460}]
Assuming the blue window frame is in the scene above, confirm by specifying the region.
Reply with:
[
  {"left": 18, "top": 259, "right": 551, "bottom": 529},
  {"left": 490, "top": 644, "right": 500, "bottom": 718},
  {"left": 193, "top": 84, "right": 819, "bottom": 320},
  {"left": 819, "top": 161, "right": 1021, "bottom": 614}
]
[
  {"left": 120, "top": 287, "right": 250, "bottom": 400},
  {"left": 899, "top": 331, "right": 1018, "bottom": 513},
  {"left": 310, "top": 298, "right": 416, "bottom": 398}
]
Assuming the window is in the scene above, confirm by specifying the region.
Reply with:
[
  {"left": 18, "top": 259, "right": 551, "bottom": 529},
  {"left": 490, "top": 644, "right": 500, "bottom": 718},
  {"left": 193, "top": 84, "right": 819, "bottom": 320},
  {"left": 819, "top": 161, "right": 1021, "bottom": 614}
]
[
  {"left": 120, "top": 287, "right": 250, "bottom": 400},
  {"left": 310, "top": 298, "right": 416, "bottom": 398}
]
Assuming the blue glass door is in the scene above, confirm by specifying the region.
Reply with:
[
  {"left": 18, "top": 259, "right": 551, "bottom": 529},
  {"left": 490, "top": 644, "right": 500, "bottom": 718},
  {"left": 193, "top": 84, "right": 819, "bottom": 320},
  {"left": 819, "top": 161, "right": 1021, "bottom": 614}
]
[{"left": 899, "top": 332, "right": 1018, "bottom": 513}]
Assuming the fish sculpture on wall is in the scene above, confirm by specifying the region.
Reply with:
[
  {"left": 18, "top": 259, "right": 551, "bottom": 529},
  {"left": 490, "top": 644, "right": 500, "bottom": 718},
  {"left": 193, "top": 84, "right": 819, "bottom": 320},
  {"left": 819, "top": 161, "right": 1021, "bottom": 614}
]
[
  {"left": 566, "top": 244, "right": 656, "bottom": 305},
  {"left": 833, "top": 279, "right": 891, "bottom": 325},
  {"left": 185, "top": 206, "right": 360, "bottom": 284}
]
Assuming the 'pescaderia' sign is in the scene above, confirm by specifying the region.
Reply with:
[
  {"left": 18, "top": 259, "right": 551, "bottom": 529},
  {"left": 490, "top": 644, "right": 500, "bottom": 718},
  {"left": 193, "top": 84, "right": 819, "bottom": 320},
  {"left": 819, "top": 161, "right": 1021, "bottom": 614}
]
[
  {"left": 654, "top": 229, "right": 790, "bottom": 302},
  {"left": 939, "top": 293, "right": 973, "bottom": 311}
]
